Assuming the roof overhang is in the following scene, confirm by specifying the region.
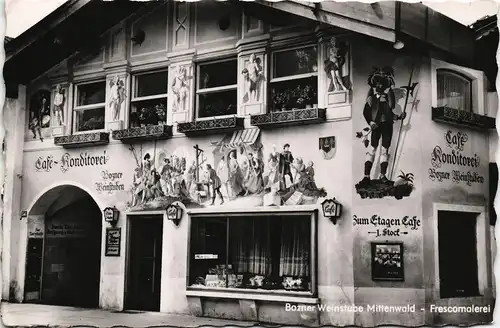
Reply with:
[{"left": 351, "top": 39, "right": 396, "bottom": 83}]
[{"left": 4, "top": 0, "right": 158, "bottom": 85}]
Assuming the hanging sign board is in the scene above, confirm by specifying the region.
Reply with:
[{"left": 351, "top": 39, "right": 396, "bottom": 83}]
[{"left": 105, "top": 227, "right": 121, "bottom": 257}]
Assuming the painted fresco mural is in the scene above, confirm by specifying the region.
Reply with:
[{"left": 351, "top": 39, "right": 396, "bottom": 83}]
[
  {"left": 354, "top": 66, "right": 418, "bottom": 200},
  {"left": 52, "top": 84, "right": 66, "bottom": 126},
  {"left": 324, "top": 37, "right": 349, "bottom": 92},
  {"left": 27, "top": 90, "right": 51, "bottom": 142},
  {"left": 171, "top": 65, "right": 193, "bottom": 113},
  {"left": 241, "top": 53, "right": 265, "bottom": 104},
  {"left": 108, "top": 75, "right": 127, "bottom": 121},
  {"left": 126, "top": 137, "right": 327, "bottom": 211}
]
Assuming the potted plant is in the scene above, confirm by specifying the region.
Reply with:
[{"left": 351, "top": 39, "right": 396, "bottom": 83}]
[
  {"left": 393, "top": 171, "right": 414, "bottom": 199},
  {"left": 155, "top": 103, "right": 166, "bottom": 125}
]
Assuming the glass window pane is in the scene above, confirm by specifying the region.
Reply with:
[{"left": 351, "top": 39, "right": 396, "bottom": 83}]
[
  {"left": 77, "top": 82, "right": 106, "bottom": 106},
  {"left": 75, "top": 107, "right": 105, "bottom": 132},
  {"left": 437, "top": 70, "right": 472, "bottom": 111},
  {"left": 198, "top": 89, "right": 237, "bottom": 118},
  {"left": 273, "top": 47, "right": 318, "bottom": 79},
  {"left": 130, "top": 99, "right": 167, "bottom": 128},
  {"left": 270, "top": 76, "right": 318, "bottom": 112},
  {"left": 135, "top": 71, "right": 169, "bottom": 98},
  {"left": 189, "top": 217, "right": 228, "bottom": 288},
  {"left": 199, "top": 60, "right": 237, "bottom": 89}
]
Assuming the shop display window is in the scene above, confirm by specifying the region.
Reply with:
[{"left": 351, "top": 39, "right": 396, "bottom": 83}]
[
  {"left": 188, "top": 215, "right": 312, "bottom": 293},
  {"left": 130, "top": 70, "right": 169, "bottom": 127}
]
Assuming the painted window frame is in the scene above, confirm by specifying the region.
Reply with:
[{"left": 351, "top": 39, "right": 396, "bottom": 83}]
[
  {"left": 195, "top": 57, "right": 238, "bottom": 120},
  {"left": 130, "top": 69, "right": 169, "bottom": 127},
  {"left": 186, "top": 210, "right": 318, "bottom": 298},
  {"left": 436, "top": 68, "right": 473, "bottom": 112},
  {"left": 72, "top": 80, "right": 107, "bottom": 134}
]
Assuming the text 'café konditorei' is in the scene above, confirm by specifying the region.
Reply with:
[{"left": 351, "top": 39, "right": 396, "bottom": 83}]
[{"left": 2, "top": 1, "right": 497, "bottom": 326}]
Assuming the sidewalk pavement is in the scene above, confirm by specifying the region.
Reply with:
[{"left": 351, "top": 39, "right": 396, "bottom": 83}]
[{"left": 1, "top": 302, "right": 261, "bottom": 328}]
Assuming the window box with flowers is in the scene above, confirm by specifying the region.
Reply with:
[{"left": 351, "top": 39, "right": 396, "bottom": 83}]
[
  {"left": 250, "top": 46, "right": 325, "bottom": 128},
  {"left": 112, "top": 71, "right": 174, "bottom": 143}
]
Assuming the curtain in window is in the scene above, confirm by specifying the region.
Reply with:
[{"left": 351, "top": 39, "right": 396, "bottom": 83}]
[
  {"left": 279, "top": 218, "right": 310, "bottom": 277},
  {"left": 230, "top": 218, "right": 271, "bottom": 275},
  {"left": 437, "top": 70, "right": 471, "bottom": 111}
]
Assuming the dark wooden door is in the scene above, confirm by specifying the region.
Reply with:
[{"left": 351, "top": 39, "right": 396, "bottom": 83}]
[
  {"left": 438, "top": 210, "right": 479, "bottom": 298},
  {"left": 127, "top": 217, "right": 163, "bottom": 311}
]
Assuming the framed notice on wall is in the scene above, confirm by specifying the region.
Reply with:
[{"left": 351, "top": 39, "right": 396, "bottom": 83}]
[
  {"left": 105, "top": 227, "right": 121, "bottom": 257},
  {"left": 371, "top": 242, "right": 404, "bottom": 281}
]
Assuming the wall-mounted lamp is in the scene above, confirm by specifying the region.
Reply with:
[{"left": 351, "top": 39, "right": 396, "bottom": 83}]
[
  {"left": 393, "top": 40, "right": 405, "bottom": 50},
  {"left": 321, "top": 198, "right": 343, "bottom": 225},
  {"left": 103, "top": 206, "right": 120, "bottom": 227},
  {"left": 166, "top": 203, "right": 183, "bottom": 226},
  {"left": 131, "top": 29, "right": 146, "bottom": 46}
]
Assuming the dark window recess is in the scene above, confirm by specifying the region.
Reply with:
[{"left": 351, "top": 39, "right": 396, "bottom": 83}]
[
  {"left": 272, "top": 47, "right": 318, "bottom": 79},
  {"left": 199, "top": 61, "right": 237, "bottom": 89},
  {"left": 188, "top": 215, "right": 311, "bottom": 292},
  {"left": 438, "top": 210, "right": 480, "bottom": 298},
  {"left": 489, "top": 163, "right": 498, "bottom": 226},
  {"left": 75, "top": 107, "right": 105, "bottom": 132},
  {"left": 437, "top": 69, "right": 473, "bottom": 112},
  {"left": 135, "top": 72, "right": 168, "bottom": 98},
  {"left": 198, "top": 90, "right": 237, "bottom": 118},
  {"left": 130, "top": 98, "right": 167, "bottom": 127},
  {"left": 77, "top": 82, "right": 106, "bottom": 106}
]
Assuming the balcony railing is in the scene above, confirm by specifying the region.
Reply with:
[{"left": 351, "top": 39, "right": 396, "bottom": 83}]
[
  {"left": 250, "top": 107, "right": 327, "bottom": 128},
  {"left": 431, "top": 106, "right": 496, "bottom": 130},
  {"left": 112, "top": 124, "right": 173, "bottom": 143},
  {"left": 177, "top": 117, "right": 244, "bottom": 136},
  {"left": 54, "top": 132, "right": 110, "bottom": 148}
]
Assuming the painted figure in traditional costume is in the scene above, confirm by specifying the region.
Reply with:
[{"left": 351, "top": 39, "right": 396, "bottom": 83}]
[
  {"left": 206, "top": 164, "right": 224, "bottom": 205},
  {"left": 242, "top": 53, "right": 264, "bottom": 103},
  {"left": 53, "top": 84, "right": 65, "bottom": 126},
  {"left": 109, "top": 76, "right": 126, "bottom": 121},
  {"left": 29, "top": 92, "right": 50, "bottom": 142},
  {"left": 160, "top": 158, "right": 173, "bottom": 195},
  {"left": 265, "top": 145, "right": 281, "bottom": 190},
  {"left": 359, "top": 67, "right": 406, "bottom": 186},
  {"left": 244, "top": 153, "right": 264, "bottom": 195},
  {"left": 217, "top": 155, "right": 230, "bottom": 199},
  {"left": 228, "top": 151, "right": 244, "bottom": 197},
  {"left": 280, "top": 144, "right": 294, "bottom": 188},
  {"left": 324, "top": 37, "right": 348, "bottom": 92},
  {"left": 171, "top": 65, "right": 190, "bottom": 112}
]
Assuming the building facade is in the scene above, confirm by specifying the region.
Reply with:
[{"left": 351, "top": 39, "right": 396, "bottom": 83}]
[{"left": 2, "top": 1, "right": 497, "bottom": 326}]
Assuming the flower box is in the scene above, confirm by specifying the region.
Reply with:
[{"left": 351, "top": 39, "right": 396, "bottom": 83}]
[
  {"left": 54, "top": 132, "right": 109, "bottom": 148},
  {"left": 111, "top": 124, "right": 173, "bottom": 143},
  {"left": 250, "top": 108, "right": 326, "bottom": 129},
  {"left": 177, "top": 117, "right": 244, "bottom": 136},
  {"left": 431, "top": 106, "right": 495, "bottom": 130}
]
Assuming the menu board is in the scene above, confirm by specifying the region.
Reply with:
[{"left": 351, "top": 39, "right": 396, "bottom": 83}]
[{"left": 105, "top": 227, "right": 121, "bottom": 257}]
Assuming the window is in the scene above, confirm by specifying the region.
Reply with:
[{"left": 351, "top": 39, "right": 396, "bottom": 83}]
[
  {"left": 196, "top": 59, "right": 237, "bottom": 118},
  {"left": 73, "top": 82, "right": 106, "bottom": 132},
  {"left": 130, "top": 71, "right": 168, "bottom": 128},
  {"left": 270, "top": 46, "right": 318, "bottom": 112},
  {"left": 437, "top": 69, "right": 472, "bottom": 112},
  {"left": 188, "top": 215, "right": 313, "bottom": 293}
]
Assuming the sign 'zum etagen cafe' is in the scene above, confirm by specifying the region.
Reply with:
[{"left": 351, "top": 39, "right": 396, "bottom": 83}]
[{"left": 35, "top": 151, "right": 109, "bottom": 173}]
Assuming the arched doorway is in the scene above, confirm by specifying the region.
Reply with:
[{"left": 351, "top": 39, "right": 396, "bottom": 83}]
[{"left": 24, "top": 185, "right": 102, "bottom": 308}]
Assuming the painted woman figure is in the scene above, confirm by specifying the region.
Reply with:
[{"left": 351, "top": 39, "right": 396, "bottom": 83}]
[
  {"left": 160, "top": 158, "right": 173, "bottom": 196},
  {"left": 185, "top": 160, "right": 197, "bottom": 195},
  {"left": 228, "top": 151, "right": 244, "bottom": 197},
  {"left": 171, "top": 66, "right": 191, "bottom": 112},
  {"left": 217, "top": 155, "right": 230, "bottom": 199},
  {"left": 131, "top": 167, "right": 144, "bottom": 207},
  {"left": 242, "top": 53, "right": 264, "bottom": 103},
  {"left": 109, "top": 76, "right": 126, "bottom": 121},
  {"left": 53, "top": 84, "right": 65, "bottom": 126},
  {"left": 244, "top": 153, "right": 264, "bottom": 195},
  {"left": 324, "top": 37, "right": 348, "bottom": 92},
  {"left": 265, "top": 145, "right": 282, "bottom": 190}
]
